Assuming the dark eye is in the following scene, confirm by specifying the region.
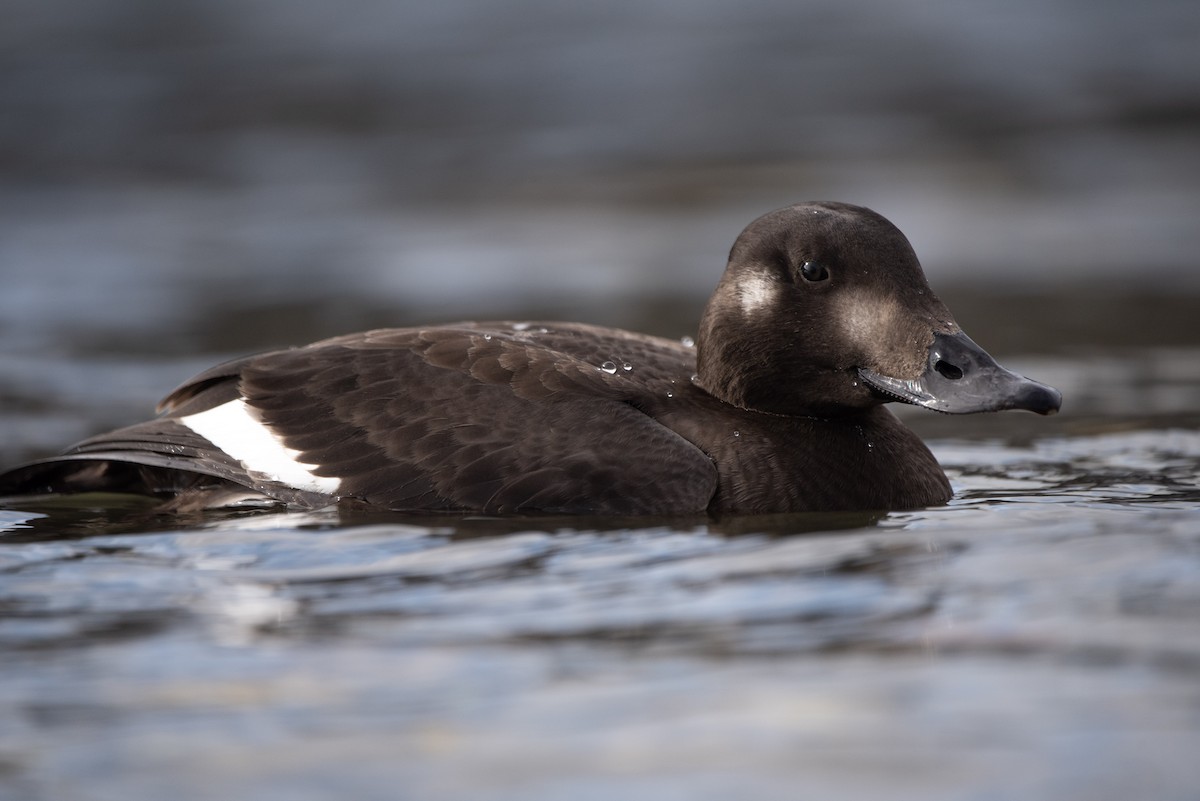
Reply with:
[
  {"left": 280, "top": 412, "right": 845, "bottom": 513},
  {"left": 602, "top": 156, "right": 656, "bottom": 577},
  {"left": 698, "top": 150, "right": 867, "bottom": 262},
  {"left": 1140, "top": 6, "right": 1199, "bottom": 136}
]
[{"left": 800, "top": 260, "right": 829, "bottom": 282}]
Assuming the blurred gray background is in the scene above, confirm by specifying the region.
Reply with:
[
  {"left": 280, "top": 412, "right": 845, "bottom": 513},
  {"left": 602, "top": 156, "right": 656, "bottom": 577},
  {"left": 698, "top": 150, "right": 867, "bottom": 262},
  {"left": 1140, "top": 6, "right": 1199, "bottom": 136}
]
[{"left": 2, "top": 0, "right": 1198, "bottom": 357}]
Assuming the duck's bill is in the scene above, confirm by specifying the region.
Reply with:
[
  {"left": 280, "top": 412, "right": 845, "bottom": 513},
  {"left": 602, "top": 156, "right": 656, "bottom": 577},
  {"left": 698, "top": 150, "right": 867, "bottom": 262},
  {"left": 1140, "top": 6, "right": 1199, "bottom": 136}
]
[{"left": 858, "top": 331, "right": 1062, "bottom": 415}]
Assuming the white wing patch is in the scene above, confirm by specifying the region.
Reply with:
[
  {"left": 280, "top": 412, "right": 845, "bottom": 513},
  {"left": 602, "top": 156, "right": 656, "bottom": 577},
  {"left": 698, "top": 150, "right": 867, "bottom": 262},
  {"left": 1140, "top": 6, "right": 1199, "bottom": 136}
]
[{"left": 180, "top": 399, "right": 342, "bottom": 495}]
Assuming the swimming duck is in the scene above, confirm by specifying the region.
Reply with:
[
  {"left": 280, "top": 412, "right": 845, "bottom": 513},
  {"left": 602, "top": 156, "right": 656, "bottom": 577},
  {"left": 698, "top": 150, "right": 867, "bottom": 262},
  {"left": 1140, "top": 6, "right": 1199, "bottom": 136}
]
[{"left": 0, "top": 202, "right": 1061, "bottom": 514}]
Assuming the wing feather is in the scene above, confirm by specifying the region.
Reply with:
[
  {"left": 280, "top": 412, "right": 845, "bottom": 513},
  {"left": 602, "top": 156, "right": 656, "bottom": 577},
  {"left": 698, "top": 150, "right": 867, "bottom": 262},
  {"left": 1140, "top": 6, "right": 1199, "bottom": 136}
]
[{"left": 2, "top": 323, "right": 716, "bottom": 514}]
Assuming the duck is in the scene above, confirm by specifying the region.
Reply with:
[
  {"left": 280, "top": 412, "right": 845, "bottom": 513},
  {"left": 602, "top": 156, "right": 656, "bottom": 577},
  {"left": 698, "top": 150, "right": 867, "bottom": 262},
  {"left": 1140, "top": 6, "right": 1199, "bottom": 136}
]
[{"left": 0, "top": 202, "right": 1061, "bottom": 515}]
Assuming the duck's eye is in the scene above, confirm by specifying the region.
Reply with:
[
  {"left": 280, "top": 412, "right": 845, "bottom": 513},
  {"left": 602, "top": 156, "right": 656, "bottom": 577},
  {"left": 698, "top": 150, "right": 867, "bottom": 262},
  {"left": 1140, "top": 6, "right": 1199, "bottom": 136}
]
[{"left": 800, "top": 260, "right": 829, "bottom": 282}]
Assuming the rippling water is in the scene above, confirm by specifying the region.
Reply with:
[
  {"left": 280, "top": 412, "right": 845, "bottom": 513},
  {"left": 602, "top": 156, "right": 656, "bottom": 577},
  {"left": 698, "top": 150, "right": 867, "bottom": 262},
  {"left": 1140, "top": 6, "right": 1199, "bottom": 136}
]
[
  {"left": 3, "top": 0, "right": 1200, "bottom": 797},
  {"left": 2, "top": 345, "right": 1199, "bottom": 801}
]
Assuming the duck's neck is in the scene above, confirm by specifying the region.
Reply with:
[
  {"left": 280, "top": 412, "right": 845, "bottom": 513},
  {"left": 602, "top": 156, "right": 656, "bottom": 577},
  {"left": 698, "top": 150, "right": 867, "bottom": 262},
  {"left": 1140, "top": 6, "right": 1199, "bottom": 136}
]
[{"left": 694, "top": 313, "right": 866, "bottom": 419}]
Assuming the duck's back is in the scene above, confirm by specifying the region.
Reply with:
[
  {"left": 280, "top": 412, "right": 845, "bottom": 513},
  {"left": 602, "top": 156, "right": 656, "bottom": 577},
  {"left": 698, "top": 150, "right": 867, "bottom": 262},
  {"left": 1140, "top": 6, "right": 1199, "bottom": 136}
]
[
  {"left": 0, "top": 323, "right": 723, "bottom": 514},
  {"left": 230, "top": 322, "right": 723, "bottom": 513}
]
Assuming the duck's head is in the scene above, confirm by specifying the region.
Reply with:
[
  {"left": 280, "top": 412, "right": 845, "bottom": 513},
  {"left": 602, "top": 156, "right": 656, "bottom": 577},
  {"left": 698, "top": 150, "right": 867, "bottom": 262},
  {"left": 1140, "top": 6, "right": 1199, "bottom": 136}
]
[{"left": 696, "top": 202, "right": 1062, "bottom": 417}]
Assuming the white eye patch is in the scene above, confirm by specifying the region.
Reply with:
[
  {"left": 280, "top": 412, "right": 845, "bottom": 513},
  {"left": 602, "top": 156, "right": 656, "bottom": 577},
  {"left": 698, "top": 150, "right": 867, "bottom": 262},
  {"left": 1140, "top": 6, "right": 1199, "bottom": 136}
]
[{"left": 739, "top": 273, "right": 777, "bottom": 314}]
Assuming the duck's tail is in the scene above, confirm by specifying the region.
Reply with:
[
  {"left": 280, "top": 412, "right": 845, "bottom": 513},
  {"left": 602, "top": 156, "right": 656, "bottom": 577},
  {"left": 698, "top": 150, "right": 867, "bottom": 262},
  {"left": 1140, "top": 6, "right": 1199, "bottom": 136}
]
[{"left": 0, "top": 418, "right": 330, "bottom": 510}]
